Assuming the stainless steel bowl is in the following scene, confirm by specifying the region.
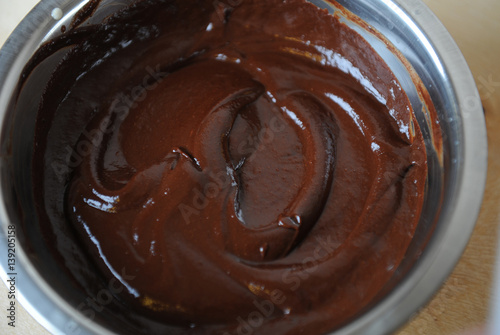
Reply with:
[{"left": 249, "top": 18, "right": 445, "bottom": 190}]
[{"left": 0, "top": 0, "right": 487, "bottom": 334}]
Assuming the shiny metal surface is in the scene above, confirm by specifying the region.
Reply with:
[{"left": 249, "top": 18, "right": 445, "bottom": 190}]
[{"left": 0, "top": 0, "right": 487, "bottom": 334}]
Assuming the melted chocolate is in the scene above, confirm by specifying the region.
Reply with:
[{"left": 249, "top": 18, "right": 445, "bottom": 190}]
[{"left": 31, "top": 0, "right": 428, "bottom": 333}]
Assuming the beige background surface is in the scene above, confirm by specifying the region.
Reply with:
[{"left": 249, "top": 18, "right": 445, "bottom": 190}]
[{"left": 0, "top": 0, "right": 499, "bottom": 334}]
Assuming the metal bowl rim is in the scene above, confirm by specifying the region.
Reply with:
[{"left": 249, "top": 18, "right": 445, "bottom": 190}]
[{"left": 0, "top": 0, "right": 488, "bottom": 334}]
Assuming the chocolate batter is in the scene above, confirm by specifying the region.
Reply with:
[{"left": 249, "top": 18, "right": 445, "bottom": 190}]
[{"left": 30, "top": 0, "right": 429, "bottom": 333}]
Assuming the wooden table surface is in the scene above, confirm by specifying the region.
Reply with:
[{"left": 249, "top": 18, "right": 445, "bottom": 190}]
[{"left": 0, "top": 0, "right": 498, "bottom": 334}]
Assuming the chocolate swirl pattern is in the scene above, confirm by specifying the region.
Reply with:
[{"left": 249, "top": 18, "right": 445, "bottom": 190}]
[{"left": 32, "top": 0, "right": 428, "bottom": 333}]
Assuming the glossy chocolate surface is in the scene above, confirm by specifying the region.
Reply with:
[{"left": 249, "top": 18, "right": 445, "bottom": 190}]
[{"left": 31, "top": 0, "right": 427, "bottom": 333}]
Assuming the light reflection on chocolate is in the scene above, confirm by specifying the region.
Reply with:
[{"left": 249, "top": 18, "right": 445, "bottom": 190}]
[{"left": 31, "top": 0, "right": 429, "bottom": 333}]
